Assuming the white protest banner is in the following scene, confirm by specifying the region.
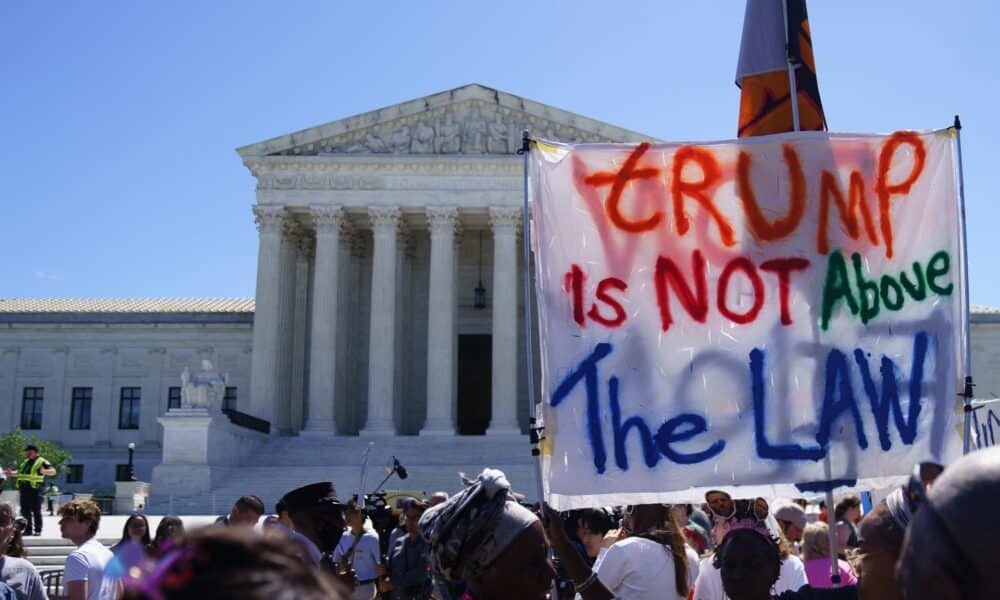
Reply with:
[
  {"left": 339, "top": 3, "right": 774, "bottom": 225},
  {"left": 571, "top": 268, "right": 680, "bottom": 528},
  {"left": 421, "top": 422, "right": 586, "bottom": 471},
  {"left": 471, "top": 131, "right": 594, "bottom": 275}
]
[{"left": 529, "top": 130, "right": 966, "bottom": 509}]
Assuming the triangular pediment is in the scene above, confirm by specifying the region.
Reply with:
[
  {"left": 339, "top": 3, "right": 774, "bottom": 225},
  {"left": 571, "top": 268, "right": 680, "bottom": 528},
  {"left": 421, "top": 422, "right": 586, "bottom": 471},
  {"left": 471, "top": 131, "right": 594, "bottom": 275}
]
[{"left": 236, "top": 83, "right": 653, "bottom": 158}]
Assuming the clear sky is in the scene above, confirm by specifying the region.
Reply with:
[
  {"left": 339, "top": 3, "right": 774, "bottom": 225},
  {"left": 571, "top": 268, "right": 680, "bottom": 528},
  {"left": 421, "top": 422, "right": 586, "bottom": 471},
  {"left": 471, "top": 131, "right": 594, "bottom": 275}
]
[{"left": 2, "top": 1, "right": 998, "bottom": 305}]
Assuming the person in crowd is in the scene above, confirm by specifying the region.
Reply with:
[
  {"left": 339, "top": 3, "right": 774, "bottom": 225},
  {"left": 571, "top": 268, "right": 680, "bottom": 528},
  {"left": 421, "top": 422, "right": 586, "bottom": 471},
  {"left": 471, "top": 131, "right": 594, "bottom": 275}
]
[
  {"left": 0, "top": 504, "right": 44, "bottom": 600},
  {"left": 545, "top": 502, "right": 696, "bottom": 600},
  {"left": 832, "top": 496, "right": 861, "bottom": 549},
  {"left": 576, "top": 508, "right": 615, "bottom": 565},
  {"left": 111, "top": 513, "right": 151, "bottom": 555},
  {"left": 215, "top": 495, "right": 265, "bottom": 527},
  {"left": 421, "top": 469, "right": 554, "bottom": 600},
  {"left": 693, "top": 497, "right": 808, "bottom": 599},
  {"left": 150, "top": 516, "right": 184, "bottom": 554},
  {"left": 387, "top": 500, "right": 432, "bottom": 599},
  {"left": 333, "top": 503, "right": 381, "bottom": 600},
  {"left": 264, "top": 499, "right": 322, "bottom": 565},
  {"left": 387, "top": 497, "right": 415, "bottom": 558},
  {"left": 2, "top": 445, "right": 56, "bottom": 537},
  {"left": 684, "top": 522, "right": 711, "bottom": 555},
  {"left": 59, "top": 499, "right": 116, "bottom": 600},
  {"left": 799, "top": 522, "right": 856, "bottom": 588},
  {"left": 428, "top": 492, "right": 449, "bottom": 507},
  {"left": 897, "top": 446, "right": 1000, "bottom": 600},
  {"left": 712, "top": 519, "right": 856, "bottom": 600},
  {"left": 119, "top": 526, "right": 346, "bottom": 600},
  {"left": 853, "top": 497, "right": 905, "bottom": 600},
  {"left": 773, "top": 502, "right": 807, "bottom": 547},
  {"left": 280, "top": 482, "right": 348, "bottom": 580}
]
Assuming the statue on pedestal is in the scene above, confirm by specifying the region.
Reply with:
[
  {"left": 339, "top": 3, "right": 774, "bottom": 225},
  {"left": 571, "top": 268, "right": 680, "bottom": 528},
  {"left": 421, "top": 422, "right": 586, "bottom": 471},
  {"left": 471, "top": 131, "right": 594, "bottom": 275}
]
[{"left": 179, "top": 360, "right": 228, "bottom": 412}]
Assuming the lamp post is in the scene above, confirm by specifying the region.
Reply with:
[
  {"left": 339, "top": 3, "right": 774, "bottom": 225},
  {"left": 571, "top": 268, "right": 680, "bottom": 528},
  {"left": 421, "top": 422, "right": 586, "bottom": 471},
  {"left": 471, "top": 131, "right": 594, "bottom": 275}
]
[
  {"left": 127, "top": 442, "right": 135, "bottom": 481},
  {"left": 474, "top": 230, "right": 487, "bottom": 309}
]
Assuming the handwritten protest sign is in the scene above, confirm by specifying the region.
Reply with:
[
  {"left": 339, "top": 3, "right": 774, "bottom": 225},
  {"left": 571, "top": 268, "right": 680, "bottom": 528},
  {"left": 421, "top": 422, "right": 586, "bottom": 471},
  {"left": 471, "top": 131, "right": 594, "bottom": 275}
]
[
  {"left": 970, "top": 399, "right": 1000, "bottom": 450},
  {"left": 529, "top": 130, "right": 966, "bottom": 509}
]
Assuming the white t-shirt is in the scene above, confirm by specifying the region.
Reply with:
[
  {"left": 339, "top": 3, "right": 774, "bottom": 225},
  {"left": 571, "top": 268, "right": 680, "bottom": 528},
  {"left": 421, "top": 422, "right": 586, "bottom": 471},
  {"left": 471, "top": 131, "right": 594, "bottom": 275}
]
[
  {"left": 332, "top": 530, "right": 381, "bottom": 581},
  {"left": 590, "top": 537, "right": 699, "bottom": 600},
  {"left": 0, "top": 555, "right": 45, "bottom": 600},
  {"left": 692, "top": 553, "right": 808, "bottom": 600},
  {"left": 63, "top": 538, "right": 115, "bottom": 600}
]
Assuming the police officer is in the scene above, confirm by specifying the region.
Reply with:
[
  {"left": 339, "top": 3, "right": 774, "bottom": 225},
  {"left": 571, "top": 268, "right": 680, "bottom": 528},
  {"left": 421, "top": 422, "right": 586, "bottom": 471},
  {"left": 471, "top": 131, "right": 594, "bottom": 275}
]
[{"left": 3, "top": 444, "right": 56, "bottom": 536}]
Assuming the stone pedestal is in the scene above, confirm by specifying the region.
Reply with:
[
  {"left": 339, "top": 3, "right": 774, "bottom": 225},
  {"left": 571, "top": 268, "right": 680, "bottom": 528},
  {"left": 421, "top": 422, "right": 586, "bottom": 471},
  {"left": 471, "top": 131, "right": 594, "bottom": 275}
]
[
  {"left": 114, "top": 480, "right": 151, "bottom": 514},
  {"left": 151, "top": 408, "right": 267, "bottom": 497}
]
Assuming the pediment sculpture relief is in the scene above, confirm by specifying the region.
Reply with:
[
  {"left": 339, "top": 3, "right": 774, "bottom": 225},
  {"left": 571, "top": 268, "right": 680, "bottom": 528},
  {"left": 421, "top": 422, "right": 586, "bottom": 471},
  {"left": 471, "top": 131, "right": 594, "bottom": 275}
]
[{"left": 274, "top": 100, "right": 612, "bottom": 157}]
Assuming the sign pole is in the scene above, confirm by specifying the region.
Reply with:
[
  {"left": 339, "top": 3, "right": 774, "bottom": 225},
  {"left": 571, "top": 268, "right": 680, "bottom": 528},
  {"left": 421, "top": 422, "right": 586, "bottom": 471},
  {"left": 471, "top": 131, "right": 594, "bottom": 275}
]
[
  {"left": 954, "top": 115, "right": 975, "bottom": 454},
  {"left": 518, "top": 130, "right": 546, "bottom": 502},
  {"left": 782, "top": 0, "right": 838, "bottom": 584}
]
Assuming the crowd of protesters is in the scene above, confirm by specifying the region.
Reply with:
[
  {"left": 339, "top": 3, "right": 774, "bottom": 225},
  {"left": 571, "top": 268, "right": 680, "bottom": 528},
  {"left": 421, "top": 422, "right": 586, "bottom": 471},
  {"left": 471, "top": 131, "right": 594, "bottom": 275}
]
[{"left": 0, "top": 446, "right": 998, "bottom": 599}]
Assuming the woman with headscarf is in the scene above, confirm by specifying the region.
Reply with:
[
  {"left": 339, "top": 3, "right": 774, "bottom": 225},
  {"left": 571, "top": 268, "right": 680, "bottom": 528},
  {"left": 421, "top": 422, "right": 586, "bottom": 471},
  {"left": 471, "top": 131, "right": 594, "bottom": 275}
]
[
  {"left": 712, "top": 519, "right": 856, "bottom": 600},
  {"left": 418, "top": 468, "right": 555, "bottom": 600},
  {"left": 546, "top": 503, "right": 697, "bottom": 600}
]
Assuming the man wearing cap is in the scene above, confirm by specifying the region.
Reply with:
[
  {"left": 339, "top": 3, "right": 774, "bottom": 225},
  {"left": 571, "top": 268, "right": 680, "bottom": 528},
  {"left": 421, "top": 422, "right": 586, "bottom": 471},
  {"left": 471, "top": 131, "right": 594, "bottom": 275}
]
[
  {"left": 3, "top": 445, "right": 56, "bottom": 536},
  {"left": 280, "top": 482, "right": 351, "bottom": 586},
  {"left": 773, "top": 501, "right": 807, "bottom": 548}
]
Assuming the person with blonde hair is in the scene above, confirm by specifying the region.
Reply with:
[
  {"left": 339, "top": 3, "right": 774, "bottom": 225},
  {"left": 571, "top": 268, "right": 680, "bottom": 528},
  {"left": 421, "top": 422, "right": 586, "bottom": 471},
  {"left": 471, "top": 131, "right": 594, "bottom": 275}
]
[
  {"left": 59, "top": 499, "right": 116, "bottom": 600},
  {"left": 800, "top": 522, "right": 856, "bottom": 589}
]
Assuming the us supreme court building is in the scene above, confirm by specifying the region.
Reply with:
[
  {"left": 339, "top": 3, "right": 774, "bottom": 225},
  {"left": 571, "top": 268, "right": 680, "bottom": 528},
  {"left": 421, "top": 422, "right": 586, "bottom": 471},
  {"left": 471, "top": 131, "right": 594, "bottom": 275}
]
[{"left": 2, "top": 84, "right": 999, "bottom": 507}]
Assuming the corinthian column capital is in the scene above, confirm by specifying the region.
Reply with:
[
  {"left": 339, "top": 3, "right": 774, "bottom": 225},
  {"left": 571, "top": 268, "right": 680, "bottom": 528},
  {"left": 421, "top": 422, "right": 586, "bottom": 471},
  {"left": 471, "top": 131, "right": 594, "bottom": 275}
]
[
  {"left": 253, "top": 205, "right": 286, "bottom": 234},
  {"left": 426, "top": 206, "right": 460, "bottom": 236},
  {"left": 488, "top": 206, "right": 521, "bottom": 232},
  {"left": 311, "top": 205, "right": 346, "bottom": 234},
  {"left": 368, "top": 206, "right": 402, "bottom": 233}
]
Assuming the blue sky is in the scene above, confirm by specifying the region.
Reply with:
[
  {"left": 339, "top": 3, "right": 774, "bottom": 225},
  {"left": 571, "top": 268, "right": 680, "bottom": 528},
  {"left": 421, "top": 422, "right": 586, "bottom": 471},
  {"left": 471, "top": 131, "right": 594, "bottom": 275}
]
[{"left": 2, "top": 1, "right": 998, "bottom": 304}]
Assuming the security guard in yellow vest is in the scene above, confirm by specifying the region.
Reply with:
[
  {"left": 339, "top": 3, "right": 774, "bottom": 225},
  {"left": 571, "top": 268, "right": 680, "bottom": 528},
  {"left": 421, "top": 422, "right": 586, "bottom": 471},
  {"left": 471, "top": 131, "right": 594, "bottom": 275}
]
[{"left": 2, "top": 444, "right": 56, "bottom": 535}]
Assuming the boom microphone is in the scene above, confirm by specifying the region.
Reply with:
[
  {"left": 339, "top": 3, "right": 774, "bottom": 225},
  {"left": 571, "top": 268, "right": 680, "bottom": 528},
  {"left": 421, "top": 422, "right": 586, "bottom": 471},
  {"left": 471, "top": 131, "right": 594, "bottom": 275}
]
[{"left": 393, "top": 456, "right": 408, "bottom": 480}]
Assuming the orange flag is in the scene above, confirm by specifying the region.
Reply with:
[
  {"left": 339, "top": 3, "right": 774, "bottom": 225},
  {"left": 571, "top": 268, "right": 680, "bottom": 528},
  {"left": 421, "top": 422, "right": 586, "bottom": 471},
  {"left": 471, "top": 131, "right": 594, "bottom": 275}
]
[{"left": 736, "top": 0, "right": 826, "bottom": 137}]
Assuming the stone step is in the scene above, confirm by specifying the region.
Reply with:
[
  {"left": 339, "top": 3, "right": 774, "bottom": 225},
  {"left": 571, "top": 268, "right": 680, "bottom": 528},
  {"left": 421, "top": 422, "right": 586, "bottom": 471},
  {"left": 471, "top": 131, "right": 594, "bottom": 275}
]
[{"left": 23, "top": 539, "right": 116, "bottom": 569}]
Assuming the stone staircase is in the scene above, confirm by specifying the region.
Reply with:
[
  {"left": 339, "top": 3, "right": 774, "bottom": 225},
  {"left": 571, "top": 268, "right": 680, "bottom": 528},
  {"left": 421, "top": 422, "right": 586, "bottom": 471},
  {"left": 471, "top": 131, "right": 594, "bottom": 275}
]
[
  {"left": 23, "top": 537, "right": 116, "bottom": 570},
  {"left": 147, "top": 433, "right": 539, "bottom": 514}
]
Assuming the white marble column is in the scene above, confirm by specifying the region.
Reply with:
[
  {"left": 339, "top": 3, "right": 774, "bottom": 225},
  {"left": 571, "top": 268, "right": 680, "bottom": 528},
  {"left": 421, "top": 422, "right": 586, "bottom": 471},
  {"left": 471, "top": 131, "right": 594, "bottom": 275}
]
[
  {"left": 487, "top": 206, "right": 522, "bottom": 435},
  {"left": 142, "top": 347, "right": 166, "bottom": 444},
  {"left": 249, "top": 205, "right": 286, "bottom": 427},
  {"left": 48, "top": 348, "right": 69, "bottom": 437},
  {"left": 275, "top": 220, "right": 300, "bottom": 434},
  {"left": 362, "top": 206, "right": 401, "bottom": 435},
  {"left": 421, "top": 206, "right": 459, "bottom": 435},
  {"left": 291, "top": 234, "right": 314, "bottom": 433},
  {"left": 2, "top": 348, "right": 20, "bottom": 428},
  {"left": 304, "top": 206, "right": 344, "bottom": 435}
]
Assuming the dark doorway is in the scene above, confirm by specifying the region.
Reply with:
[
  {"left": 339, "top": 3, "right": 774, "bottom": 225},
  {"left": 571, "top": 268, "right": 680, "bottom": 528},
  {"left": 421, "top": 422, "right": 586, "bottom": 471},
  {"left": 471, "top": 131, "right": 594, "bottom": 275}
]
[{"left": 457, "top": 334, "right": 492, "bottom": 435}]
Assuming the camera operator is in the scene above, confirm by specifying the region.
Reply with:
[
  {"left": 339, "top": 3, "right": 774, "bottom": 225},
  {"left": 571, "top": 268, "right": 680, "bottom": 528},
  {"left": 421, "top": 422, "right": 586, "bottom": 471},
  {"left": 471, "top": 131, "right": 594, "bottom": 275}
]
[{"left": 333, "top": 503, "right": 381, "bottom": 600}]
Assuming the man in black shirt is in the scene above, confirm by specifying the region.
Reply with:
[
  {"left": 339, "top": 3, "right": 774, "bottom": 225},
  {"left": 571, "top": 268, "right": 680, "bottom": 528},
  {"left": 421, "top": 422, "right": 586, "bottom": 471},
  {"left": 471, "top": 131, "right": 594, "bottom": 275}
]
[{"left": 2, "top": 445, "right": 56, "bottom": 536}]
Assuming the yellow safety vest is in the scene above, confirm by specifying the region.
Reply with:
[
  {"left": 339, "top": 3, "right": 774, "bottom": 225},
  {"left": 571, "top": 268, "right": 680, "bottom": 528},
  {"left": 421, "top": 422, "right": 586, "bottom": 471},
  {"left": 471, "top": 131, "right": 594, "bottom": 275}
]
[{"left": 16, "top": 457, "right": 47, "bottom": 489}]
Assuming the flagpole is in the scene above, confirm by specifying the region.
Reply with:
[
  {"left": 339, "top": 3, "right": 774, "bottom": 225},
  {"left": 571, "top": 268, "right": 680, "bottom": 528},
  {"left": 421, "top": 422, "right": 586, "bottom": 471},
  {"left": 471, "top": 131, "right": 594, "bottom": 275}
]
[
  {"left": 782, "top": 0, "right": 801, "bottom": 131},
  {"left": 955, "top": 115, "right": 975, "bottom": 454},
  {"left": 781, "top": 0, "right": 837, "bottom": 585}
]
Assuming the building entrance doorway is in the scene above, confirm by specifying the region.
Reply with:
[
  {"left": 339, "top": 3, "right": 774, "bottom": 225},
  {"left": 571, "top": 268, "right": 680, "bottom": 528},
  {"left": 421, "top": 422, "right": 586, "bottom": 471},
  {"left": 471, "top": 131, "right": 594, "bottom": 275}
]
[{"left": 457, "top": 334, "right": 491, "bottom": 435}]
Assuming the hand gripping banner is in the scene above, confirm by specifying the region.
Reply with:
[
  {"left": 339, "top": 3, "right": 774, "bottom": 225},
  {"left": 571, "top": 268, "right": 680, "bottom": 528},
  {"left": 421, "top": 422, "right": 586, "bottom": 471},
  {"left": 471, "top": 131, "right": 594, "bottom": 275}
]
[{"left": 529, "top": 130, "right": 966, "bottom": 509}]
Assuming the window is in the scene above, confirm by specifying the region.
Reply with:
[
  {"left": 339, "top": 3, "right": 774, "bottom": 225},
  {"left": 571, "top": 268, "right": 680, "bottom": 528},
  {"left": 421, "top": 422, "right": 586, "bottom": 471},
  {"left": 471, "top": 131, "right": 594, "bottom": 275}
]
[
  {"left": 70, "top": 387, "right": 92, "bottom": 430},
  {"left": 223, "top": 386, "right": 237, "bottom": 411},
  {"left": 168, "top": 386, "right": 181, "bottom": 410},
  {"left": 65, "top": 464, "right": 84, "bottom": 484},
  {"left": 118, "top": 387, "right": 141, "bottom": 429},
  {"left": 20, "top": 388, "right": 43, "bottom": 430}
]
